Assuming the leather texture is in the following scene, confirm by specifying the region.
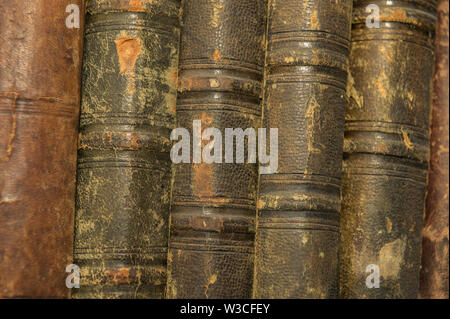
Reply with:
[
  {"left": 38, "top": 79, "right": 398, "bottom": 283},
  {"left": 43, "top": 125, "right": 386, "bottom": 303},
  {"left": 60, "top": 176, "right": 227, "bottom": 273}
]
[
  {"left": 419, "top": 0, "right": 449, "bottom": 300},
  {"left": 73, "top": 0, "right": 180, "bottom": 298},
  {"left": 340, "top": 0, "right": 437, "bottom": 299},
  {"left": 254, "top": 0, "right": 353, "bottom": 299},
  {"left": 0, "top": 0, "right": 84, "bottom": 298},
  {"left": 167, "top": 0, "right": 266, "bottom": 299}
]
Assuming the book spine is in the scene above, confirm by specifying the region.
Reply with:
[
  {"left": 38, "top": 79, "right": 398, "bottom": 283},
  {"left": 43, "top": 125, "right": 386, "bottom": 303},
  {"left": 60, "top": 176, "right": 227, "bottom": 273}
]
[
  {"left": 254, "top": 0, "right": 353, "bottom": 298},
  {"left": 0, "top": 0, "right": 84, "bottom": 298},
  {"left": 420, "top": 0, "right": 449, "bottom": 299},
  {"left": 340, "top": 0, "right": 437, "bottom": 298},
  {"left": 167, "top": 0, "right": 266, "bottom": 298},
  {"left": 73, "top": 0, "right": 180, "bottom": 298}
]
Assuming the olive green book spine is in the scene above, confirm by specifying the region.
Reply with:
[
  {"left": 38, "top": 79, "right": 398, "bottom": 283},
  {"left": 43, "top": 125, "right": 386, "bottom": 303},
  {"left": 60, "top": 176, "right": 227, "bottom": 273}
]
[
  {"left": 73, "top": 0, "right": 180, "bottom": 298},
  {"left": 254, "top": 0, "right": 353, "bottom": 298},
  {"left": 167, "top": 0, "right": 267, "bottom": 298},
  {"left": 340, "top": 0, "right": 437, "bottom": 298}
]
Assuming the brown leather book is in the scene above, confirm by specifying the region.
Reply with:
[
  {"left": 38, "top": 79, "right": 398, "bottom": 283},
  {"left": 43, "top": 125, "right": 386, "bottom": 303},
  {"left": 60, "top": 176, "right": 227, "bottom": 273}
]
[
  {"left": 167, "top": 0, "right": 266, "bottom": 298},
  {"left": 340, "top": 0, "right": 437, "bottom": 298},
  {"left": 0, "top": 0, "right": 84, "bottom": 297},
  {"left": 420, "top": 0, "right": 449, "bottom": 299},
  {"left": 254, "top": 0, "right": 353, "bottom": 298},
  {"left": 73, "top": 0, "right": 180, "bottom": 298}
]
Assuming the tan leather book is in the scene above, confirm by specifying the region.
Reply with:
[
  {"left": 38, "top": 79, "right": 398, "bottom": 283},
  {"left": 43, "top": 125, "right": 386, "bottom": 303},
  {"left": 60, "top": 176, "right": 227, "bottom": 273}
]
[
  {"left": 420, "top": 0, "right": 449, "bottom": 300},
  {"left": 0, "top": 0, "right": 84, "bottom": 298}
]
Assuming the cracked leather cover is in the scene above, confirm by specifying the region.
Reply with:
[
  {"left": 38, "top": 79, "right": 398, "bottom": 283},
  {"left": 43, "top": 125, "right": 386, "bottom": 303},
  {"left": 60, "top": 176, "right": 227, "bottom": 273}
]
[
  {"left": 340, "top": 0, "right": 437, "bottom": 299},
  {"left": 254, "top": 0, "right": 353, "bottom": 299},
  {"left": 167, "top": 0, "right": 266, "bottom": 299},
  {"left": 73, "top": 0, "right": 180, "bottom": 298}
]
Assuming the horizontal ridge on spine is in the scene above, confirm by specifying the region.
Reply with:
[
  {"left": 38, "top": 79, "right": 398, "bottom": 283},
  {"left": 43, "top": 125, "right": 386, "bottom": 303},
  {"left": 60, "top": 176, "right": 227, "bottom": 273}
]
[
  {"left": 86, "top": 0, "right": 180, "bottom": 15},
  {"left": 0, "top": 94, "right": 78, "bottom": 117},
  {"left": 85, "top": 11, "right": 179, "bottom": 35},
  {"left": 353, "top": 0, "right": 437, "bottom": 32}
]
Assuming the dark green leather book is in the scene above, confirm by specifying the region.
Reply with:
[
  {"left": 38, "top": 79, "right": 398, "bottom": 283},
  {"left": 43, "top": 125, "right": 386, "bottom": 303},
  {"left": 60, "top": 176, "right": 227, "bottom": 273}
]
[
  {"left": 73, "top": 0, "right": 181, "bottom": 298},
  {"left": 340, "top": 0, "right": 437, "bottom": 298},
  {"left": 254, "top": 0, "right": 353, "bottom": 298},
  {"left": 167, "top": 0, "right": 266, "bottom": 298}
]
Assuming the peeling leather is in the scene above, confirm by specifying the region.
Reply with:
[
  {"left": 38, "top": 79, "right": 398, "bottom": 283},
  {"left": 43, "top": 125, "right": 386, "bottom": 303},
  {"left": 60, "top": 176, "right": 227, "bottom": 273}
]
[
  {"left": 73, "top": 0, "right": 181, "bottom": 299},
  {"left": 254, "top": 0, "right": 353, "bottom": 299},
  {"left": 340, "top": 0, "right": 437, "bottom": 299},
  {"left": 167, "top": 0, "right": 266, "bottom": 299}
]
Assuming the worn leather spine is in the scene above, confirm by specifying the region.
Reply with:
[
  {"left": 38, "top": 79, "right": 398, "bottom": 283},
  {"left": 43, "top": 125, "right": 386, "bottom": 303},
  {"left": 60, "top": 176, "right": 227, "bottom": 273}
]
[
  {"left": 419, "top": 0, "right": 449, "bottom": 299},
  {"left": 167, "top": 0, "right": 266, "bottom": 298},
  {"left": 0, "top": 0, "right": 84, "bottom": 298},
  {"left": 254, "top": 0, "right": 353, "bottom": 299},
  {"left": 340, "top": 0, "right": 437, "bottom": 298},
  {"left": 73, "top": 0, "right": 180, "bottom": 298}
]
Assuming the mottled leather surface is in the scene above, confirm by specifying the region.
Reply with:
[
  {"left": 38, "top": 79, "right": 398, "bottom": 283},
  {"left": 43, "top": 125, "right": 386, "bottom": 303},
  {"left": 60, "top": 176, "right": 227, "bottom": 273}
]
[
  {"left": 420, "top": 0, "right": 449, "bottom": 300},
  {"left": 73, "top": 0, "right": 180, "bottom": 298},
  {"left": 167, "top": 0, "right": 266, "bottom": 299},
  {"left": 0, "top": 0, "right": 84, "bottom": 298},
  {"left": 254, "top": 0, "right": 353, "bottom": 299},
  {"left": 340, "top": 0, "right": 437, "bottom": 298}
]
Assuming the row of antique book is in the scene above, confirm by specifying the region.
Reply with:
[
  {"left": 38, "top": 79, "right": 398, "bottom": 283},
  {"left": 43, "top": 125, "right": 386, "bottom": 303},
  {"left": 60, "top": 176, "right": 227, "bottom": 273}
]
[{"left": 0, "top": 0, "right": 448, "bottom": 299}]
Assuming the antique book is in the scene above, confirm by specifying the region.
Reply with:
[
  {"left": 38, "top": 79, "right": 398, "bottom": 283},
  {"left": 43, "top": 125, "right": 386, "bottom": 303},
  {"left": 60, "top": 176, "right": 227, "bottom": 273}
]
[
  {"left": 167, "top": 0, "right": 266, "bottom": 298},
  {"left": 0, "top": 0, "right": 84, "bottom": 297},
  {"left": 340, "top": 0, "right": 437, "bottom": 298},
  {"left": 420, "top": 0, "right": 449, "bottom": 299},
  {"left": 254, "top": 0, "right": 353, "bottom": 298},
  {"left": 73, "top": 0, "right": 180, "bottom": 298}
]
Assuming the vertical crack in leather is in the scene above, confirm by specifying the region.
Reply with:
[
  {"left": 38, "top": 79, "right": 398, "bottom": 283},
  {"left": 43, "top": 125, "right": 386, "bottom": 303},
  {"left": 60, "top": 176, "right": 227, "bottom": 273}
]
[
  {"left": 167, "top": 0, "right": 267, "bottom": 299},
  {"left": 0, "top": 0, "right": 84, "bottom": 298},
  {"left": 254, "top": 0, "right": 353, "bottom": 299},
  {"left": 340, "top": 0, "right": 437, "bottom": 299},
  {"left": 73, "top": 0, "right": 181, "bottom": 299}
]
